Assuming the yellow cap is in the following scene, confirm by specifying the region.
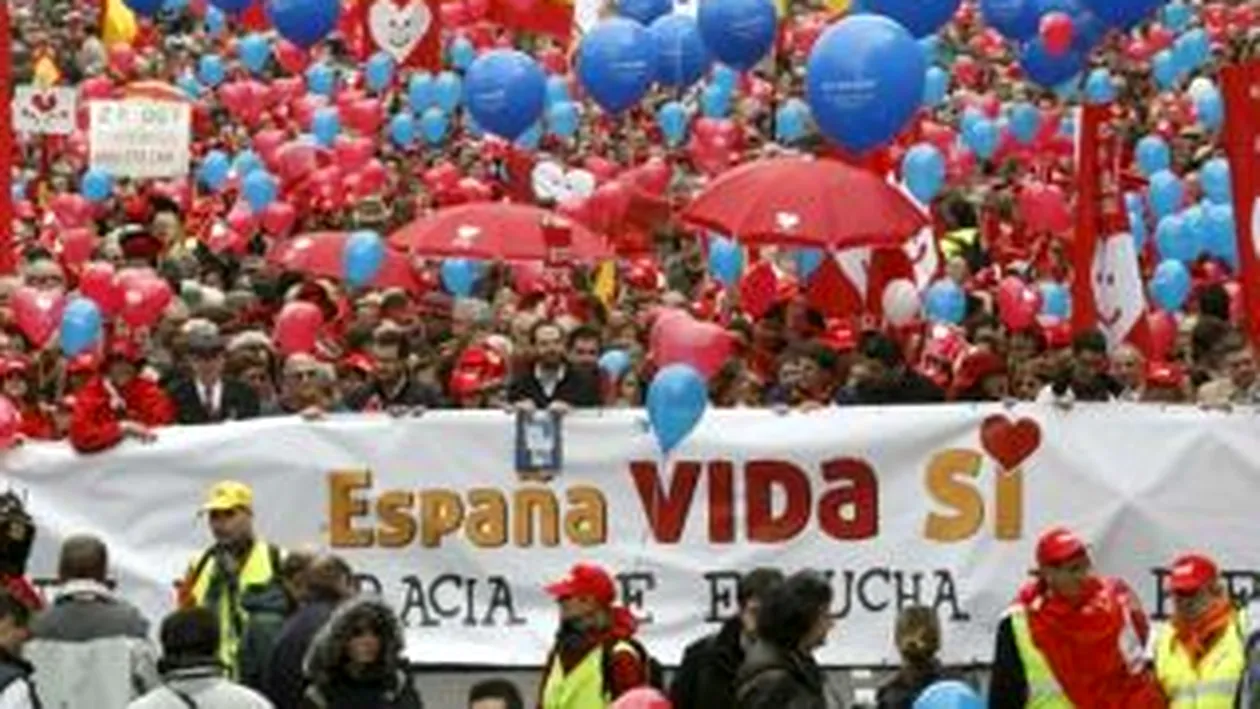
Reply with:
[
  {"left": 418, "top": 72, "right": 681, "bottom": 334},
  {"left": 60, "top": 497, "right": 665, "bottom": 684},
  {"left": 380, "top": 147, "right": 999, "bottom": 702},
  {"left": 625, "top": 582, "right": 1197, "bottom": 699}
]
[{"left": 201, "top": 481, "right": 253, "bottom": 512}]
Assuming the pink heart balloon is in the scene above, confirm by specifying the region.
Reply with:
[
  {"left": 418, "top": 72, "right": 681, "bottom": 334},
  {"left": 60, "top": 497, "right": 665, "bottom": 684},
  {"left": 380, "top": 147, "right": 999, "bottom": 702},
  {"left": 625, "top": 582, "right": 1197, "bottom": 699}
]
[
  {"left": 649, "top": 308, "right": 733, "bottom": 380},
  {"left": 261, "top": 202, "right": 298, "bottom": 237},
  {"left": 80, "top": 262, "right": 121, "bottom": 317},
  {"left": 12, "top": 287, "right": 66, "bottom": 348}
]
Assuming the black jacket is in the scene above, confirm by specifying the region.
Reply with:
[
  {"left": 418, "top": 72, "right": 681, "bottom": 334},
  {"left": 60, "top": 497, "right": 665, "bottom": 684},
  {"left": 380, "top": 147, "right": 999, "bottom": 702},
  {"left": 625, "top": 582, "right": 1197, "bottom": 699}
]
[
  {"left": 875, "top": 661, "right": 967, "bottom": 709},
  {"left": 166, "top": 377, "right": 260, "bottom": 424},
  {"left": 671, "top": 618, "right": 746, "bottom": 709},
  {"left": 344, "top": 378, "right": 443, "bottom": 411},
  {"left": 262, "top": 600, "right": 339, "bottom": 709},
  {"left": 735, "top": 642, "right": 829, "bottom": 709},
  {"left": 507, "top": 364, "right": 601, "bottom": 408},
  {"left": 987, "top": 616, "right": 1027, "bottom": 709},
  {"left": 300, "top": 676, "right": 423, "bottom": 709}
]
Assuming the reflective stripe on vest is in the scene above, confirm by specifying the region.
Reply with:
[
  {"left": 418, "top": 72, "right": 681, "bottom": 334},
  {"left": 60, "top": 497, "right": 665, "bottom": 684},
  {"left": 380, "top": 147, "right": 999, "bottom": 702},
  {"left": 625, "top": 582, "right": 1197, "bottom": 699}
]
[
  {"left": 541, "top": 645, "right": 607, "bottom": 709},
  {"left": 1154, "top": 611, "right": 1246, "bottom": 709},
  {"left": 1009, "top": 607, "right": 1074, "bottom": 708},
  {"left": 188, "top": 540, "right": 276, "bottom": 675}
]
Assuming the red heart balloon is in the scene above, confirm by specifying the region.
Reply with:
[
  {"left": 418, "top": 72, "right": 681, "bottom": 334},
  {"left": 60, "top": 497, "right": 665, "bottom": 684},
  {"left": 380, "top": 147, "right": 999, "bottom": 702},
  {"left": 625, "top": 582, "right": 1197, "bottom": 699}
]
[
  {"left": 254, "top": 129, "right": 289, "bottom": 168},
  {"left": 119, "top": 275, "right": 172, "bottom": 329},
  {"left": 334, "top": 136, "right": 375, "bottom": 173},
  {"left": 649, "top": 308, "right": 733, "bottom": 380},
  {"left": 50, "top": 194, "right": 92, "bottom": 228},
  {"left": 275, "top": 40, "right": 311, "bottom": 74},
  {"left": 227, "top": 201, "right": 259, "bottom": 236},
  {"left": 59, "top": 227, "right": 96, "bottom": 266},
  {"left": 261, "top": 202, "right": 298, "bottom": 237},
  {"left": 276, "top": 141, "right": 322, "bottom": 184},
  {"left": 206, "top": 223, "right": 248, "bottom": 256},
  {"left": 273, "top": 301, "right": 325, "bottom": 356},
  {"left": 80, "top": 262, "right": 121, "bottom": 317},
  {"left": 996, "top": 277, "right": 1041, "bottom": 331},
  {"left": 423, "top": 162, "right": 460, "bottom": 192},
  {"left": 12, "top": 287, "right": 66, "bottom": 348},
  {"left": 342, "top": 98, "right": 383, "bottom": 135},
  {"left": 440, "top": 2, "right": 468, "bottom": 27}
]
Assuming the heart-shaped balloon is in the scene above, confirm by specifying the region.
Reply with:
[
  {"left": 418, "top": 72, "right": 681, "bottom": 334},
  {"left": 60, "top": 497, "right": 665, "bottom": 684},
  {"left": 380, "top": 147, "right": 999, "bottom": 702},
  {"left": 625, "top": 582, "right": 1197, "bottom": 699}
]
[
  {"left": 649, "top": 308, "right": 733, "bottom": 380},
  {"left": 423, "top": 162, "right": 460, "bottom": 193},
  {"left": 226, "top": 201, "right": 259, "bottom": 237},
  {"left": 254, "top": 129, "right": 289, "bottom": 168},
  {"left": 276, "top": 141, "right": 322, "bottom": 184},
  {"left": 996, "top": 277, "right": 1042, "bottom": 331},
  {"left": 273, "top": 301, "right": 325, "bottom": 355},
  {"left": 12, "top": 286, "right": 66, "bottom": 348},
  {"left": 119, "top": 274, "right": 173, "bottom": 329},
  {"left": 275, "top": 40, "right": 311, "bottom": 73},
  {"left": 49, "top": 193, "right": 93, "bottom": 228},
  {"left": 206, "top": 223, "right": 249, "bottom": 256},
  {"left": 80, "top": 262, "right": 121, "bottom": 316},
  {"left": 59, "top": 227, "right": 97, "bottom": 266},
  {"left": 260, "top": 202, "right": 299, "bottom": 237},
  {"left": 342, "top": 98, "right": 384, "bottom": 134},
  {"left": 333, "top": 136, "right": 376, "bottom": 173}
]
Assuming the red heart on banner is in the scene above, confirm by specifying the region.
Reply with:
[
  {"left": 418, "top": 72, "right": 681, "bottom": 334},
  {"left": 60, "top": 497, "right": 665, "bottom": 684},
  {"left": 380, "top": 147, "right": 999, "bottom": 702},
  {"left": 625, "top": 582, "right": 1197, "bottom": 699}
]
[
  {"left": 12, "top": 287, "right": 66, "bottom": 348},
  {"left": 980, "top": 415, "right": 1042, "bottom": 470}
]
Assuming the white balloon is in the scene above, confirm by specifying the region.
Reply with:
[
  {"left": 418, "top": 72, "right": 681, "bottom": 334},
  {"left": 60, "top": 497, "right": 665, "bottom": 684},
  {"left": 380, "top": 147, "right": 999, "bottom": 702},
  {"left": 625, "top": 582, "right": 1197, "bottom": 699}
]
[{"left": 882, "top": 278, "right": 921, "bottom": 327}]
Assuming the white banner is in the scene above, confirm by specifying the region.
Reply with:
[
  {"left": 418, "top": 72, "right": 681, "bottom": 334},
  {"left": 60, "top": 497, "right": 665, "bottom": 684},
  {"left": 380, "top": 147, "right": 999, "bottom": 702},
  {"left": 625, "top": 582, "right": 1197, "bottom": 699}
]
[
  {"left": 88, "top": 100, "right": 191, "bottom": 178},
  {"left": 5, "top": 406, "right": 1260, "bottom": 667},
  {"left": 13, "top": 86, "right": 77, "bottom": 136}
]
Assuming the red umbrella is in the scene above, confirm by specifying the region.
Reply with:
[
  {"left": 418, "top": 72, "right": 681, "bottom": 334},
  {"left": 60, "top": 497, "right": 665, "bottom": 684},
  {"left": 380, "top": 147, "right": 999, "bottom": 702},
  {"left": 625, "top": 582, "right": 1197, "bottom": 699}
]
[
  {"left": 268, "top": 232, "right": 421, "bottom": 292},
  {"left": 681, "top": 157, "right": 928, "bottom": 249},
  {"left": 390, "top": 203, "right": 611, "bottom": 262}
]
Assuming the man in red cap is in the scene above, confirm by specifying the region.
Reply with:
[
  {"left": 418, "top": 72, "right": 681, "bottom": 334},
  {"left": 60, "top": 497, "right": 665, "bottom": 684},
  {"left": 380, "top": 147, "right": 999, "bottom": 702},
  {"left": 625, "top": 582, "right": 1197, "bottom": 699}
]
[
  {"left": 1153, "top": 553, "right": 1251, "bottom": 707},
  {"left": 539, "top": 563, "right": 651, "bottom": 708},
  {"left": 69, "top": 339, "right": 175, "bottom": 453},
  {"left": 989, "top": 526, "right": 1165, "bottom": 708}
]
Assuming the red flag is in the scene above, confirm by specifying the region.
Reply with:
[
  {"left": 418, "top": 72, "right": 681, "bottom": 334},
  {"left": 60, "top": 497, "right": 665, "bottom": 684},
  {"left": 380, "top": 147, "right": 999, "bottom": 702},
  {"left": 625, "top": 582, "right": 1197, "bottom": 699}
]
[
  {"left": 359, "top": 0, "right": 443, "bottom": 71},
  {"left": 1071, "top": 104, "right": 1107, "bottom": 335},
  {"left": 1221, "top": 61, "right": 1260, "bottom": 348},
  {"left": 804, "top": 254, "right": 862, "bottom": 318}
]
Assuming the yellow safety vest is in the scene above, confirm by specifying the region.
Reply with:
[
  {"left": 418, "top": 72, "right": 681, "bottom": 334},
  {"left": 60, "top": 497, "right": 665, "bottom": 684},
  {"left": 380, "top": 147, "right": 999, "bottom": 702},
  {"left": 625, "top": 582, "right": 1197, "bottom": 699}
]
[
  {"left": 188, "top": 540, "right": 277, "bottom": 674},
  {"left": 541, "top": 642, "right": 632, "bottom": 709},
  {"left": 1154, "top": 611, "right": 1247, "bottom": 709},
  {"left": 1009, "top": 607, "right": 1074, "bottom": 708}
]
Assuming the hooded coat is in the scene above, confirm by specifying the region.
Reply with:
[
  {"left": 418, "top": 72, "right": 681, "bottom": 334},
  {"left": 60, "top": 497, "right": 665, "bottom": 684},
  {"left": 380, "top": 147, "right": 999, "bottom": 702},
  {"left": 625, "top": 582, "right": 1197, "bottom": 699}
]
[{"left": 299, "top": 596, "right": 422, "bottom": 709}]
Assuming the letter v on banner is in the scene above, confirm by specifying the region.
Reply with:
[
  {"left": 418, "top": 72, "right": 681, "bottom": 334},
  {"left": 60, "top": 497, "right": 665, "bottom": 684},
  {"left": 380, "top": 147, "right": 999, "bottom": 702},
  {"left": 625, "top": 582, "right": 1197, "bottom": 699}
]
[{"left": 1221, "top": 61, "right": 1260, "bottom": 349}]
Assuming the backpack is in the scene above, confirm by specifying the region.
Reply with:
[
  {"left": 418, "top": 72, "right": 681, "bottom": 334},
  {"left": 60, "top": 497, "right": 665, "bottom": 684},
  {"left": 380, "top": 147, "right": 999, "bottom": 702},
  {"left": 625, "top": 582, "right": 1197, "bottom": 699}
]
[{"left": 602, "top": 637, "right": 667, "bottom": 694}]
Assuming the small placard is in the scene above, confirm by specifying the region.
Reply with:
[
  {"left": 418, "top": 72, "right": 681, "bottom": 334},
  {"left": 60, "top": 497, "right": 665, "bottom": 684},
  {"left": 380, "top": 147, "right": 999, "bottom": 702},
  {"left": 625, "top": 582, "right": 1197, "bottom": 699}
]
[{"left": 515, "top": 411, "right": 562, "bottom": 475}]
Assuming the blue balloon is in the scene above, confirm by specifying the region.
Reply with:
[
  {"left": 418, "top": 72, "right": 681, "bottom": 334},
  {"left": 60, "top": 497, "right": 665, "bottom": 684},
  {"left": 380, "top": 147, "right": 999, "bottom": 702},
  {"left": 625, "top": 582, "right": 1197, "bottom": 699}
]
[
  {"left": 902, "top": 143, "right": 945, "bottom": 203},
  {"left": 923, "top": 66, "right": 949, "bottom": 107},
  {"left": 267, "top": 0, "right": 340, "bottom": 48},
  {"left": 545, "top": 75, "right": 571, "bottom": 107},
  {"left": 1149, "top": 259, "right": 1191, "bottom": 311},
  {"left": 547, "top": 101, "right": 580, "bottom": 139},
  {"left": 577, "top": 19, "right": 657, "bottom": 114},
  {"left": 965, "top": 118, "right": 999, "bottom": 160},
  {"left": 1019, "top": 38, "right": 1084, "bottom": 88},
  {"left": 708, "top": 236, "right": 744, "bottom": 286},
  {"left": 919, "top": 36, "right": 941, "bottom": 63},
  {"left": 342, "top": 230, "right": 386, "bottom": 288},
  {"left": 1129, "top": 208, "right": 1147, "bottom": 251},
  {"left": 806, "top": 15, "right": 925, "bottom": 154},
  {"left": 389, "top": 113, "right": 416, "bottom": 148},
  {"left": 1080, "top": 0, "right": 1162, "bottom": 30},
  {"left": 711, "top": 65, "right": 739, "bottom": 93},
  {"left": 1072, "top": 10, "right": 1106, "bottom": 54},
  {"left": 697, "top": 0, "right": 777, "bottom": 71},
  {"left": 924, "top": 280, "right": 966, "bottom": 324},
  {"left": 197, "top": 55, "right": 226, "bottom": 87},
  {"left": 124, "top": 0, "right": 166, "bottom": 17},
  {"left": 1182, "top": 205, "right": 1208, "bottom": 254},
  {"left": 1084, "top": 68, "right": 1115, "bottom": 104},
  {"left": 205, "top": 6, "right": 226, "bottom": 34},
  {"left": 1008, "top": 102, "right": 1039, "bottom": 144},
  {"left": 865, "top": 0, "right": 962, "bottom": 38},
  {"left": 420, "top": 109, "right": 449, "bottom": 145},
  {"left": 311, "top": 108, "right": 340, "bottom": 147},
  {"left": 176, "top": 73, "right": 203, "bottom": 99},
  {"left": 618, "top": 0, "right": 670, "bottom": 24},
  {"left": 434, "top": 71, "right": 463, "bottom": 112},
  {"left": 81, "top": 169, "right": 113, "bottom": 203},
  {"left": 1177, "top": 29, "right": 1210, "bottom": 69},
  {"left": 449, "top": 37, "right": 477, "bottom": 71},
  {"left": 306, "top": 64, "right": 337, "bottom": 96},
  {"left": 1039, "top": 282, "right": 1071, "bottom": 319},
  {"left": 1155, "top": 214, "right": 1195, "bottom": 262},
  {"left": 1162, "top": 1, "right": 1191, "bottom": 32},
  {"left": 210, "top": 0, "right": 253, "bottom": 12},
  {"left": 441, "top": 258, "right": 479, "bottom": 296},
  {"left": 647, "top": 364, "right": 708, "bottom": 455},
  {"left": 243, "top": 171, "right": 278, "bottom": 212},
  {"left": 365, "top": 52, "right": 396, "bottom": 93},
  {"left": 465, "top": 50, "right": 546, "bottom": 140},
  {"left": 164, "top": 0, "right": 189, "bottom": 11},
  {"left": 1149, "top": 170, "right": 1184, "bottom": 219},
  {"left": 1203, "top": 204, "right": 1237, "bottom": 267},
  {"left": 649, "top": 14, "right": 711, "bottom": 89},
  {"left": 233, "top": 150, "right": 263, "bottom": 178},
  {"left": 598, "top": 350, "right": 632, "bottom": 379},
  {"left": 700, "top": 83, "right": 731, "bottom": 118},
  {"left": 1135, "top": 136, "right": 1170, "bottom": 177},
  {"left": 403, "top": 77, "right": 433, "bottom": 117},
  {"left": 657, "top": 101, "right": 689, "bottom": 147},
  {"left": 515, "top": 122, "right": 543, "bottom": 150},
  {"left": 795, "top": 248, "right": 824, "bottom": 279},
  {"left": 979, "top": 0, "right": 1039, "bottom": 40},
  {"left": 960, "top": 106, "right": 985, "bottom": 136},
  {"left": 1201, "top": 159, "right": 1231, "bottom": 205},
  {"left": 60, "top": 298, "right": 103, "bottom": 358},
  {"left": 1152, "top": 50, "right": 1179, "bottom": 90},
  {"left": 239, "top": 34, "right": 271, "bottom": 74},
  {"left": 774, "top": 98, "right": 809, "bottom": 144},
  {"left": 198, "top": 151, "right": 231, "bottom": 191},
  {"left": 912, "top": 680, "right": 983, "bottom": 709},
  {"left": 1194, "top": 87, "right": 1223, "bottom": 132}
]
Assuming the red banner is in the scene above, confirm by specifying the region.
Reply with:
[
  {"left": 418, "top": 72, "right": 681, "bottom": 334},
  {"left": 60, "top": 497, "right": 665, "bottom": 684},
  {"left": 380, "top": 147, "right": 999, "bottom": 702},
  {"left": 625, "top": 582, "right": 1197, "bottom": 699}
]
[{"left": 1221, "top": 61, "right": 1260, "bottom": 348}]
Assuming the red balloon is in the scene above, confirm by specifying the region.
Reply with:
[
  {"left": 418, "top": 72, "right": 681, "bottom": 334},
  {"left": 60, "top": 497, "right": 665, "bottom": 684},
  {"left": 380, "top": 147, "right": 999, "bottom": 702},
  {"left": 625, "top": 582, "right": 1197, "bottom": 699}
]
[
  {"left": 12, "top": 287, "right": 66, "bottom": 348},
  {"left": 0, "top": 397, "right": 18, "bottom": 450},
  {"left": 440, "top": 2, "right": 469, "bottom": 27},
  {"left": 80, "top": 262, "right": 121, "bottom": 317},
  {"left": 1146, "top": 310, "right": 1177, "bottom": 359},
  {"left": 108, "top": 44, "right": 137, "bottom": 76},
  {"left": 261, "top": 202, "right": 299, "bottom": 237},
  {"left": 273, "top": 301, "right": 325, "bottom": 356},
  {"left": 275, "top": 40, "right": 311, "bottom": 74},
  {"left": 465, "top": 0, "right": 489, "bottom": 20},
  {"left": 649, "top": 308, "right": 733, "bottom": 380},
  {"left": 1039, "top": 12, "right": 1074, "bottom": 55},
  {"left": 227, "top": 201, "right": 259, "bottom": 236},
  {"left": 342, "top": 98, "right": 384, "bottom": 135},
  {"left": 276, "top": 141, "right": 322, "bottom": 184},
  {"left": 358, "top": 160, "right": 389, "bottom": 195},
  {"left": 205, "top": 222, "right": 249, "bottom": 256},
  {"left": 609, "top": 688, "right": 671, "bottom": 709},
  {"left": 59, "top": 228, "right": 97, "bottom": 266},
  {"left": 996, "top": 277, "right": 1041, "bottom": 331},
  {"left": 333, "top": 136, "right": 376, "bottom": 173},
  {"left": 119, "top": 275, "right": 172, "bottom": 329},
  {"left": 423, "top": 162, "right": 460, "bottom": 193},
  {"left": 254, "top": 129, "right": 289, "bottom": 168},
  {"left": 50, "top": 194, "right": 93, "bottom": 228}
]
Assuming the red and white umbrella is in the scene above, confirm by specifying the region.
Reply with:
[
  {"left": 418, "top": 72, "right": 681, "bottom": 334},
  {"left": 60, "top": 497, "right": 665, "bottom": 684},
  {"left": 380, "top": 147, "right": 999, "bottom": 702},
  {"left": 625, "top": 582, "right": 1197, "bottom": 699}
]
[{"left": 390, "top": 203, "right": 611, "bottom": 262}]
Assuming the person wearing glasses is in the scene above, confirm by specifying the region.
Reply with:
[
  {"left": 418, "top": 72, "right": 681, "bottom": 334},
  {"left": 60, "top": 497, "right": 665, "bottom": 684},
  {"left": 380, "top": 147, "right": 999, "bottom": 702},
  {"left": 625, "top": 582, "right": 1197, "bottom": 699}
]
[{"left": 166, "top": 326, "right": 260, "bottom": 425}]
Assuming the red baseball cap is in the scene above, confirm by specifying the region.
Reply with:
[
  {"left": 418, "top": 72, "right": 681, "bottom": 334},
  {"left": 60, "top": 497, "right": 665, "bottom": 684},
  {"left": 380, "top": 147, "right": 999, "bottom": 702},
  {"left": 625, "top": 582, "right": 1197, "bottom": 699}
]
[
  {"left": 1169, "top": 554, "right": 1218, "bottom": 594},
  {"left": 545, "top": 563, "right": 616, "bottom": 606},
  {"left": 1036, "top": 526, "right": 1088, "bottom": 567}
]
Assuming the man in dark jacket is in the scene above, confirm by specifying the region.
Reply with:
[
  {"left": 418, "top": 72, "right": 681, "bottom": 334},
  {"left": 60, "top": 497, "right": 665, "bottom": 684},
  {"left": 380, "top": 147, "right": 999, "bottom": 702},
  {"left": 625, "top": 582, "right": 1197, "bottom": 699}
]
[
  {"left": 261, "top": 555, "right": 354, "bottom": 709},
  {"left": 0, "top": 586, "right": 38, "bottom": 708},
  {"left": 166, "top": 328, "right": 260, "bottom": 424},
  {"left": 670, "top": 568, "right": 783, "bottom": 709},
  {"left": 735, "top": 571, "right": 835, "bottom": 709},
  {"left": 344, "top": 325, "right": 443, "bottom": 412},
  {"left": 834, "top": 332, "right": 944, "bottom": 406},
  {"left": 508, "top": 321, "right": 601, "bottom": 410}
]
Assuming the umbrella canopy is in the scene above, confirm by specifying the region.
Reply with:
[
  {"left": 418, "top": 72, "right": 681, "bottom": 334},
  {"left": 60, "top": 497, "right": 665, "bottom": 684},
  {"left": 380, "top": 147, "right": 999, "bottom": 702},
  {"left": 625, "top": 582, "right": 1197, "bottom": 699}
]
[
  {"left": 681, "top": 157, "right": 928, "bottom": 249},
  {"left": 390, "top": 203, "right": 611, "bottom": 262},
  {"left": 268, "top": 232, "right": 421, "bottom": 292}
]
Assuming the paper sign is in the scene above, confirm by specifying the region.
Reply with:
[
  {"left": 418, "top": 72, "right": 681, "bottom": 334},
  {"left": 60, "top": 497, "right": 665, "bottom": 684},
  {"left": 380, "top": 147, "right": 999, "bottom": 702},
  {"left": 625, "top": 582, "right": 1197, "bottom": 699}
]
[
  {"left": 13, "top": 86, "right": 77, "bottom": 136},
  {"left": 89, "top": 100, "right": 192, "bottom": 179}
]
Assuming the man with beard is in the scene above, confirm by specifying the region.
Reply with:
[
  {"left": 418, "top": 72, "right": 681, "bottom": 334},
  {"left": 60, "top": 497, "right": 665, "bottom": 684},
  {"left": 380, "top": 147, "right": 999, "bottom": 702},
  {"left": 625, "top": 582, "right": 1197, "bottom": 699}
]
[
  {"left": 538, "top": 563, "right": 650, "bottom": 708},
  {"left": 989, "top": 527, "right": 1165, "bottom": 708},
  {"left": 508, "top": 321, "right": 600, "bottom": 411}
]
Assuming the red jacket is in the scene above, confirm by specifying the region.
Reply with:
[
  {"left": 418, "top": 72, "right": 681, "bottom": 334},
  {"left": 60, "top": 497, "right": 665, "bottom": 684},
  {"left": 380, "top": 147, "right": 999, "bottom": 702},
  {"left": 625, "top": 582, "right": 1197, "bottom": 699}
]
[
  {"left": 69, "top": 376, "right": 175, "bottom": 454},
  {"left": 18, "top": 405, "right": 55, "bottom": 441}
]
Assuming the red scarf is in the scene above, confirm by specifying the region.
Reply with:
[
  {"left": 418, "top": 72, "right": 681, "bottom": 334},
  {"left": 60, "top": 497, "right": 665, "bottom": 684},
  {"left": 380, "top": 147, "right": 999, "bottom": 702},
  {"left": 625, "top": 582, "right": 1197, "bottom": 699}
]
[{"left": 1017, "top": 578, "right": 1166, "bottom": 709}]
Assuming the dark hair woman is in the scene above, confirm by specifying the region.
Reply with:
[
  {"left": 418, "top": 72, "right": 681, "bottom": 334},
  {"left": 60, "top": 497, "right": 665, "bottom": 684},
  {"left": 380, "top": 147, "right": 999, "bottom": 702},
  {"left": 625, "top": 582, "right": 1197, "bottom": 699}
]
[
  {"left": 301, "top": 596, "right": 423, "bottom": 709},
  {"left": 735, "top": 570, "right": 836, "bottom": 709}
]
